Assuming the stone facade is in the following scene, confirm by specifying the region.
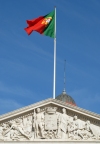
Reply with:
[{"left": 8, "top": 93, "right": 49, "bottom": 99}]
[{"left": 0, "top": 98, "right": 100, "bottom": 143}]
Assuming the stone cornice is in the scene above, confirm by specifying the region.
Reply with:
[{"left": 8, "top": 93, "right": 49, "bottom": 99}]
[
  {"left": 0, "top": 98, "right": 100, "bottom": 122},
  {"left": 0, "top": 140, "right": 100, "bottom": 143}
]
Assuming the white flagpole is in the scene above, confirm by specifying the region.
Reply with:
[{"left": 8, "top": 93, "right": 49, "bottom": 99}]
[{"left": 53, "top": 7, "right": 56, "bottom": 99}]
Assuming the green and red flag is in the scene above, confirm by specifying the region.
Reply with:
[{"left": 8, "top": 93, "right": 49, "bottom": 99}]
[{"left": 24, "top": 10, "right": 55, "bottom": 38}]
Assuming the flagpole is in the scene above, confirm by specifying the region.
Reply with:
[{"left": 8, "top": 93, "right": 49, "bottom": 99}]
[{"left": 53, "top": 7, "right": 56, "bottom": 99}]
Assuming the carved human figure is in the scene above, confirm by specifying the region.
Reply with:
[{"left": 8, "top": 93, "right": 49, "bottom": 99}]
[
  {"left": 10, "top": 126, "right": 22, "bottom": 141},
  {"left": 2, "top": 123, "right": 11, "bottom": 141},
  {"left": 34, "top": 108, "right": 44, "bottom": 138},
  {"left": 57, "top": 108, "right": 68, "bottom": 138},
  {"left": 67, "top": 121, "right": 75, "bottom": 139},
  {"left": 81, "top": 120, "right": 95, "bottom": 139},
  {"left": 3, "top": 119, "right": 30, "bottom": 140},
  {"left": 72, "top": 116, "right": 84, "bottom": 140}
]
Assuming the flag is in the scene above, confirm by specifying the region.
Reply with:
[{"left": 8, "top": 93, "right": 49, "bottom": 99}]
[{"left": 24, "top": 10, "right": 55, "bottom": 38}]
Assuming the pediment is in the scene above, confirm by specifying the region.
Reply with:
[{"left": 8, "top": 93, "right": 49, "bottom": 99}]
[{"left": 0, "top": 98, "right": 100, "bottom": 141}]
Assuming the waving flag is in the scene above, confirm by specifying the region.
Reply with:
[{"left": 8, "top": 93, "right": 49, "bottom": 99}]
[{"left": 24, "top": 10, "right": 55, "bottom": 38}]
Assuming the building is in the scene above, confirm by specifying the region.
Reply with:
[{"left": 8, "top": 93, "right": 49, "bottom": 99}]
[{"left": 0, "top": 90, "right": 100, "bottom": 144}]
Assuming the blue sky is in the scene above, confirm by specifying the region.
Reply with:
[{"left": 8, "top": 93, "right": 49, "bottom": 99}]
[{"left": 0, "top": 0, "right": 100, "bottom": 115}]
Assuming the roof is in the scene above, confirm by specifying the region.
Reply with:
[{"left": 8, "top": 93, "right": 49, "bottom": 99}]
[
  {"left": 56, "top": 90, "right": 76, "bottom": 106},
  {"left": 0, "top": 98, "right": 100, "bottom": 124}
]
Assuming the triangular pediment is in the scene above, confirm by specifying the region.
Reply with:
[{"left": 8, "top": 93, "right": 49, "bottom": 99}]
[{"left": 0, "top": 98, "right": 100, "bottom": 141}]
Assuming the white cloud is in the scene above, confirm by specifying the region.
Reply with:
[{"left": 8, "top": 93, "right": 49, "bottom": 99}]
[
  {"left": 0, "top": 98, "right": 23, "bottom": 115},
  {"left": 0, "top": 81, "right": 34, "bottom": 98}
]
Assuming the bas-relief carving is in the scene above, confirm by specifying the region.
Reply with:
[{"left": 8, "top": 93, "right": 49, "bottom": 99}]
[{"left": 0, "top": 106, "right": 100, "bottom": 141}]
